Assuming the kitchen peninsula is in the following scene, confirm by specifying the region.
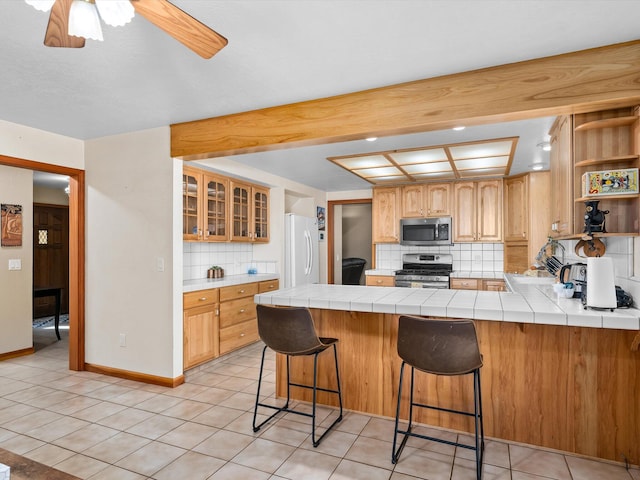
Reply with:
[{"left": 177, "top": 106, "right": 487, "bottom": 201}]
[{"left": 254, "top": 278, "right": 640, "bottom": 465}]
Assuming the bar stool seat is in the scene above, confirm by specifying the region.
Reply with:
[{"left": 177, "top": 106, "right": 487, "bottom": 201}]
[
  {"left": 253, "top": 304, "right": 343, "bottom": 447},
  {"left": 392, "top": 315, "right": 484, "bottom": 479}
]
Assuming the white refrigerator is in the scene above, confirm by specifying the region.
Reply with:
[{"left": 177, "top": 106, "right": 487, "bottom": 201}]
[{"left": 284, "top": 213, "right": 319, "bottom": 288}]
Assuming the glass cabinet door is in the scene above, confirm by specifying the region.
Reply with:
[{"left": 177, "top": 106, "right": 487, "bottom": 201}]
[
  {"left": 231, "top": 182, "right": 251, "bottom": 241},
  {"left": 182, "top": 170, "right": 201, "bottom": 241},
  {"left": 204, "top": 175, "right": 228, "bottom": 241},
  {"left": 253, "top": 187, "right": 269, "bottom": 242}
]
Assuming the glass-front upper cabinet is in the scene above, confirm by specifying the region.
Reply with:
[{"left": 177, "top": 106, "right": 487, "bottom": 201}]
[
  {"left": 204, "top": 175, "right": 228, "bottom": 241},
  {"left": 253, "top": 186, "right": 269, "bottom": 242},
  {"left": 231, "top": 181, "right": 251, "bottom": 241},
  {"left": 182, "top": 167, "right": 202, "bottom": 241}
]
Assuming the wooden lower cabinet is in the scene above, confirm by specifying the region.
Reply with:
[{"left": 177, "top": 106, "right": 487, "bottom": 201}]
[
  {"left": 450, "top": 278, "right": 505, "bottom": 291},
  {"left": 365, "top": 275, "right": 395, "bottom": 287},
  {"left": 183, "top": 288, "right": 220, "bottom": 369},
  {"left": 183, "top": 279, "right": 279, "bottom": 370}
]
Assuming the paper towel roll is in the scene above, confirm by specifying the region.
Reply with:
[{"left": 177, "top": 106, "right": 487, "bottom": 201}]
[{"left": 586, "top": 257, "right": 617, "bottom": 309}]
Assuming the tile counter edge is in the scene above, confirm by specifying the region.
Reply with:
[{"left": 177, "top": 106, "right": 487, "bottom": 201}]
[{"left": 184, "top": 273, "right": 279, "bottom": 293}]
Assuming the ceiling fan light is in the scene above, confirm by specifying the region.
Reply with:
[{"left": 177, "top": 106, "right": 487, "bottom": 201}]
[
  {"left": 24, "top": 0, "right": 55, "bottom": 12},
  {"left": 68, "top": 0, "right": 104, "bottom": 41},
  {"left": 95, "top": 0, "right": 135, "bottom": 27}
]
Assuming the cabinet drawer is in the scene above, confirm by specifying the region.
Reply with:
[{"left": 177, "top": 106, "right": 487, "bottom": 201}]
[
  {"left": 220, "top": 297, "right": 256, "bottom": 327},
  {"left": 483, "top": 279, "right": 506, "bottom": 291},
  {"left": 258, "top": 279, "right": 280, "bottom": 293},
  {"left": 365, "top": 275, "right": 395, "bottom": 287},
  {"left": 220, "top": 282, "right": 259, "bottom": 302},
  {"left": 450, "top": 278, "right": 479, "bottom": 290},
  {"left": 220, "top": 319, "right": 259, "bottom": 355},
  {"left": 183, "top": 288, "right": 219, "bottom": 309}
]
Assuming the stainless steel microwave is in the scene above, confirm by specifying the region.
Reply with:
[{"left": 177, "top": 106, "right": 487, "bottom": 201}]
[{"left": 400, "top": 216, "right": 453, "bottom": 246}]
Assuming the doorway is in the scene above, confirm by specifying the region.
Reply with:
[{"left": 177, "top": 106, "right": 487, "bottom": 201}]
[
  {"left": 327, "top": 199, "right": 372, "bottom": 285},
  {"left": 0, "top": 154, "right": 84, "bottom": 371}
]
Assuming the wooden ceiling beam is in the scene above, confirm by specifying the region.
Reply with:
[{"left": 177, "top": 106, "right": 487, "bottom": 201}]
[{"left": 171, "top": 39, "right": 640, "bottom": 159}]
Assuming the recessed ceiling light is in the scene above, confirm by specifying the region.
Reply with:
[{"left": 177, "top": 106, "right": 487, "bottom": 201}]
[
  {"left": 537, "top": 141, "right": 551, "bottom": 152},
  {"left": 453, "top": 126, "right": 465, "bottom": 131},
  {"left": 366, "top": 137, "right": 377, "bottom": 142}
]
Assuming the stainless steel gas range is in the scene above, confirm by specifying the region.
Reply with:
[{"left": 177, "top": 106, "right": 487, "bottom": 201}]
[{"left": 394, "top": 253, "right": 453, "bottom": 288}]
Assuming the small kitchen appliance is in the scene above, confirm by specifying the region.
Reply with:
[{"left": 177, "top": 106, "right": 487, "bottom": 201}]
[
  {"left": 394, "top": 253, "right": 453, "bottom": 288},
  {"left": 583, "top": 256, "right": 616, "bottom": 310},
  {"left": 558, "top": 263, "right": 587, "bottom": 298}
]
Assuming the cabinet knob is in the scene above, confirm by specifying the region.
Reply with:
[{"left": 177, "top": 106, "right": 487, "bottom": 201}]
[
  {"left": 240, "top": 333, "right": 245, "bottom": 337},
  {"left": 522, "top": 232, "right": 526, "bottom": 238},
  {"left": 199, "top": 297, "right": 207, "bottom": 301},
  {"left": 239, "top": 289, "right": 245, "bottom": 294},
  {"left": 239, "top": 308, "right": 245, "bottom": 313}
]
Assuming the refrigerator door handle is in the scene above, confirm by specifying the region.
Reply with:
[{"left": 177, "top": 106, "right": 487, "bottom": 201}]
[
  {"left": 304, "top": 230, "right": 310, "bottom": 275},
  {"left": 308, "top": 230, "right": 314, "bottom": 276}
]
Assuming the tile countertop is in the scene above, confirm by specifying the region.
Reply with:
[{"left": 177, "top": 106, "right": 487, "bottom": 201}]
[
  {"left": 184, "top": 273, "right": 279, "bottom": 293},
  {"left": 365, "top": 269, "right": 505, "bottom": 279},
  {"left": 254, "top": 274, "right": 640, "bottom": 331}
]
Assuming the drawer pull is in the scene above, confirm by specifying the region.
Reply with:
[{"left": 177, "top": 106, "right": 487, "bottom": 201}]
[
  {"left": 199, "top": 297, "right": 207, "bottom": 301},
  {"left": 239, "top": 289, "right": 245, "bottom": 294},
  {"left": 239, "top": 309, "right": 245, "bottom": 313},
  {"left": 377, "top": 280, "right": 382, "bottom": 284},
  {"left": 240, "top": 333, "right": 245, "bottom": 337}
]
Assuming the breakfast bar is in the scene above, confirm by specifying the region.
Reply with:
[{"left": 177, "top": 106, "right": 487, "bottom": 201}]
[{"left": 254, "top": 277, "right": 640, "bottom": 465}]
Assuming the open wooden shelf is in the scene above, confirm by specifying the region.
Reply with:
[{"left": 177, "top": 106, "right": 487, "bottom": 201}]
[
  {"left": 574, "top": 154, "right": 639, "bottom": 168},
  {"left": 575, "top": 193, "right": 639, "bottom": 202},
  {"left": 556, "top": 232, "right": 640, "bottom": 240},
  {"left": 574, "top": 116, "right": 637, "bottom": 131}
]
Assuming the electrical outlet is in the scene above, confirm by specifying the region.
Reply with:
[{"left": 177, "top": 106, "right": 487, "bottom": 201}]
[
  {"left": 119, "top": 334, "right": 126, "bottom": 347},
  {"left": 8, "top": 259, "right": 21, "bottom": 270}
]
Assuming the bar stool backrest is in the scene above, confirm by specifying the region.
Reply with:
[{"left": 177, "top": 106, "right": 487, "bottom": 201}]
[
  {"left": 397, "top": 316, "right": 482, "bottom": 375},
  {"left": 256, "top": 304, "right": 325, "bottom": 356}
]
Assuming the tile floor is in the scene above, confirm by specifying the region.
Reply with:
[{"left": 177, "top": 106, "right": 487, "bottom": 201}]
[{"left": 0, "top": 328, "right": 638, "bottom": 480}]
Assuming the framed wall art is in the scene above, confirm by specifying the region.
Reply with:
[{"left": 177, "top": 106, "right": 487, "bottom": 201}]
[{"left": 1, "top": 204, "right": 23, "bottom": 247}]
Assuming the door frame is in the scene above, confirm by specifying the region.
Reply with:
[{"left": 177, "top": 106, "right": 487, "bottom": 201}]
[
  {"left": 327, "top": 198, "right": 372, "bottom": 284},
  {"left": 0, "top": 154, "right": 85, "bottom": 371}
]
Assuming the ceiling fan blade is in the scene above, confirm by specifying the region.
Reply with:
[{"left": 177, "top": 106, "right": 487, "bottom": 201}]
[
  {"left": 132, "top": 0, "right": 227, "bottom": 59},
  {"left": 44, "top": 0, "right": 85, "bottom": 48}
]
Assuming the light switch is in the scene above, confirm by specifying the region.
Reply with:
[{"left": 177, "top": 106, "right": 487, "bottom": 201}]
[
  {"left": 8, "top": 259, "right": 21, "bottom": 271},
  {"left": 156, "top": 257, "right": 165, "bottom": 272}
]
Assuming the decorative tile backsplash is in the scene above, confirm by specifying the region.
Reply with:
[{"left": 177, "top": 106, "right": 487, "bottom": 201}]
[
  {"left": 375, "top": 243, "right": 504, "bottom": 273},
  {"left": 183, "top": 242, "right": 278, "bottom": 281}
]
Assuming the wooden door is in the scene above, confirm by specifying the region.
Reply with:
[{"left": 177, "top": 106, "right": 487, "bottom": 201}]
[
  {"left": 33, "top": 204, "right": 69, "bottom": 317},
  {"left": 230, "top": 181, "right": 251, "bottom": 241},
  {"left": 372, "top": 187, "right": 400, "bottom": 243},
  {"left": 203, "top": 174, "right": 228, "bottom": 241},
  {"left": 453, "top": 182, "right": 476, "bottom": 242},
  {"left": 504, "top": 175, "right": 529, "bottom": 241},
  {"left": 425, "top": 183, "right": 451, "bottom": 216},
  {"left": 401, "top": 185, "right": 424, "bottom": 217},
  {"left": 252, "top": 186, "right": 269, "bottom": 242},
  {"left": 477, "top": 180, "right": 503, "bottom": 241}
]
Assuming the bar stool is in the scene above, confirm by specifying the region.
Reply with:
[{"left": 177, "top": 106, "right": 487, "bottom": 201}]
[
  {"left": 392, "top": 315, "right": 484, "bottom": 480},
  {"left": 252, "top": 304, "right": 343, "bottom": 447}
]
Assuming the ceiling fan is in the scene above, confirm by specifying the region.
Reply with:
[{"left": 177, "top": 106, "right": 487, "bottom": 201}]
[{"left": 25, "top": 0, "right": 228, "bottom": 59}]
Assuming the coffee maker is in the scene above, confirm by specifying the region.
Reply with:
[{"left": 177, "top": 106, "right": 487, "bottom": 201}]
[{"left": 583, "top": 200, "right": 609, "bottom": 235}]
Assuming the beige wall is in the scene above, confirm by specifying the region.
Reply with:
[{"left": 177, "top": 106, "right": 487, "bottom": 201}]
[
  {"left": 0, "top": 120, "right": 83, "bottom": 356},
  {"left": 84, "top": 127, "right": 179, "bottom": 378},
  {"left": 0, "top": 166, "right": 33, "bottom": 352},
  {"left": 33, "top": 185, "right": 69, "bottom": 206}
]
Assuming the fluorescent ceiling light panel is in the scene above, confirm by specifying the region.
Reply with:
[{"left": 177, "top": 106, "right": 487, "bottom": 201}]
[{"left": 327, "top": 137, "right": 517, "bottom": 185}]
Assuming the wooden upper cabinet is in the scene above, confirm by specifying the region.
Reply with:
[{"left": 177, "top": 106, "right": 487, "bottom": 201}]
[
  {"left": 477, "top": 180, "right": 502, "bottom": 242},
  {"left": 203, "top": 173, "right": 229, "bottom": 241},
  {"left": 230, "top": 181, "right": 270, "bottom": 242},
  {"left": 453, "top": 180, "right": 502, "bottom": 242},
  {"left": 230, "top": 181, "right": 252, "bottom": 241},
  {"left": 372, "top": 187, "right": 400, "bottom": 243},
  {"left": 401, "top": 183, "right": 451, "bottom": 218},
  {"left": 549, "top": 115, "right": 573, "bottom": 237},
  {"left": 252, "top": 186, "right": 270, "bottom": 242},
  {"left": 182, "top": 167, "right": 202, "bottom": 241},
  {"left": 504, "top": 175, "right": 529, "bottom": 242}
]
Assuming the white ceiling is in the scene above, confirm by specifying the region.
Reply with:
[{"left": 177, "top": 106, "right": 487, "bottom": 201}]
[{"left": 4, "top": 1, "right": 640, "bottom": 192}]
